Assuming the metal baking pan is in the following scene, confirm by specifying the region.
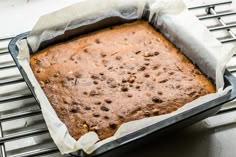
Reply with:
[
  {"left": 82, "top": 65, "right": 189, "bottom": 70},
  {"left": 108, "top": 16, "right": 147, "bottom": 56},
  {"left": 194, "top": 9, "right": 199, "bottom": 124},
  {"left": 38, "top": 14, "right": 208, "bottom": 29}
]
[{"left": 9, "top": 29, "right": 236, "bottom": 157}]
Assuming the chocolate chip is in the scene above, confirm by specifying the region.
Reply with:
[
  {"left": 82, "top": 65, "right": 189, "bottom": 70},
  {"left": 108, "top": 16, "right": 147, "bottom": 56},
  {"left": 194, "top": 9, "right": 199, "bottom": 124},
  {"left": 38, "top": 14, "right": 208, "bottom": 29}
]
[
  {"left": 104, "top": 99, "right": 112, "bottom": 104},
  {"left": 95, "top": 39, "right": 101, "bottom": 44},
  {"left": 100, "top": 52, "right": 106, "bottom": 57},
  {"left": 90, "top": 90, "right": 99, "bottom": 96},
  {"left": 128, "top": 75, "right": 136, "bottom": 83},
  {"left": 69, "top": 56, "right": 75, "bottom": 62},
  {"left": 135, "top": 51, "right": 141, "bottom": 54},
  {"left": 93, "top": 81, "right": 99, "bottom": 85},
  {"left": 169, "top": 72, "right": 175, "bottom": 75},
  {"left": 84, "top": 106, "right": 91, "bottom": 110},
  {"left": 83, "top": 91, "right": 88, "bottom": 95},
  {"left": 152, "top": 96, "right": 163, "bottom": 103},
  {"left": 159, "top": 79, "right": 168, "bottom": 83},
  {"left": 45, "top": 79, "right": 50, "bottom": 84},
  {"left": 152, "top": 65, "right": 160, "bottom": 70},
  {"left": 72, "top": 100, "right": 79, "bottom": 105},
  {"left": 104, "top": 116, "right": 109, "bottom": 119},
  {"left": 119, "top": 65, "right": 124, "bottom": 69},
  {"left": 74, "top": 71, "right": 82, "bottom": 78},
  {"left": 144, "top": 73, "right": 150, "bottom": 78},
  {"left": 122, "top": 78, "right": 127, "bottom": 83},
  {"left": 109, "top": 122, "right": 117, "bottom": 129},
  {"left": 93, "top": 113, "right": 100, "bottom": 117},
  {"left": 70, "top": 106, "right": 78, "bottom": 113},
  {"left": 53, "top": 72, "right": 60, "bottom": 77},
  {"left": 91, "top": 74, "right": 99, "bottom": 79},
  {"left": 70, "top": 109, "right": 77, "bottom": 113},
  {"left": 101, "top": 106, "right": 109, "bottom": 111},
  {"left": 83, "top": 48, "right": 88, "bottom": 53},
  {"left": 188, "top": 91, "right": 197, "bottom": 97},
  {"left": 121, "top": 86, "right": 128, "bottom": 92},
  {"left": 36, "top": 69, "right": 42, "bottom": 73},
  {"left": 195, "top": 70, "right": 201, "bottom": 75},
  {"left": 144, "top": 62, "right": 149, "bottom": 66},
  {"left": 118, "top": 114, "right": 124, "bottom": 119},
  {"left": 157, "top": 91, "right": 163, "bottom": 95},
  {"left": 127, "top": 93, "right": 133, "bottom": 97},
  {"left": 138, "top": 66, "right": 146, "bottom": 71},
  {"left": 154, "top": 51, "right": 160, "bottom": 55},
  {"left": 116, "top": 56, "right": 122, "bottom": 60},
  {"left": 136, "top": 85, "right": 140, "bottom": 89},
  {"left": 94, "top": 101, "right": 101, "bottom": 105},
  {"left": 99, "top": 72, "right": 104, "bottom": 75}
]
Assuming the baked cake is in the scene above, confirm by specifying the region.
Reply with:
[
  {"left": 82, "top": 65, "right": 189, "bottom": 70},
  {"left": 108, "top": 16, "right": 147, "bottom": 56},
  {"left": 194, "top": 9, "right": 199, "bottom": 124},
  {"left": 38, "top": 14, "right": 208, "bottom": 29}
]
[{"left": 30, "top": 21, "right": 215, "bottom": 140}]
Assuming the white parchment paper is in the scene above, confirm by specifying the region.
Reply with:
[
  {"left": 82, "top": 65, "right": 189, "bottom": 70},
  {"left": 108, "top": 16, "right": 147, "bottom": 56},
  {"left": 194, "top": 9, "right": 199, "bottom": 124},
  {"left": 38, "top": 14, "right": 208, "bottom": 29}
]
[{"left": 16, "top": 0, "right": 235, "bottom": 154}]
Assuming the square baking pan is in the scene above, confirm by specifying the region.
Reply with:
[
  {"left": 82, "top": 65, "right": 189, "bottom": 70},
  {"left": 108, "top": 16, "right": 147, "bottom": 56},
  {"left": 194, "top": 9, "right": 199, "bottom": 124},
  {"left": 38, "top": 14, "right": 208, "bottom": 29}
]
[{"left": 8, "top": 22, "right": 236, "bottom": 157}]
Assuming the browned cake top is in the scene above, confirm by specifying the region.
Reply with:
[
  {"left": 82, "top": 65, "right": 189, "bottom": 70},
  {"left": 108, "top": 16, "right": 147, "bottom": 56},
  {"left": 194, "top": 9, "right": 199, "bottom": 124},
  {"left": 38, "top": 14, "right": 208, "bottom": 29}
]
[{"left": 30, "top": 21, "right": 215, "bottom": 140}]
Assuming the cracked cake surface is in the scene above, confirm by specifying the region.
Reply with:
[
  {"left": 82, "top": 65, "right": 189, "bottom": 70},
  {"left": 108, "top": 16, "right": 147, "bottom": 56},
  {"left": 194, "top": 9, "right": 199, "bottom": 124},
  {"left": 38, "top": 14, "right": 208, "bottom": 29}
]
[{"left": 30, "top": 21, "right": 216, "bottom": 140}]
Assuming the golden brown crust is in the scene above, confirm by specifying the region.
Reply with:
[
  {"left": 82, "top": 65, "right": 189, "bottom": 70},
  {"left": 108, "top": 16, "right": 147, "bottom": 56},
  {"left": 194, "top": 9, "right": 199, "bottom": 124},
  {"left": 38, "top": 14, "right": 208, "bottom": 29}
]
[{"left": 30, "top": 21, "right": 216, "bottom": 140}]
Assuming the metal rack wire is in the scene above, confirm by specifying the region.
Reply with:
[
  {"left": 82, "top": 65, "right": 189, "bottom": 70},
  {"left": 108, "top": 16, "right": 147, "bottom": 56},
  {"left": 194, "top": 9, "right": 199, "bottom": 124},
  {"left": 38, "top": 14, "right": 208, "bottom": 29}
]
[{"left": 0, "top": 1, "right": 236, "bottom": 156}]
